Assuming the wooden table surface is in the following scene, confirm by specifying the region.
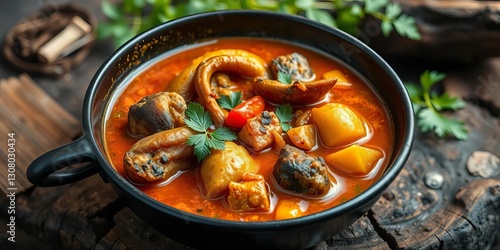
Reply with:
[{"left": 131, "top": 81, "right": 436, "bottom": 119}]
[{"left": 0, "top": 0, "right": 499, "bottom": 249}]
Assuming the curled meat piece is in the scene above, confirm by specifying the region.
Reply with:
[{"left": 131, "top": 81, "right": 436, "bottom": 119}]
[
  {"left": 194, "top": 55, "right": 268, "bottom": 127},
  {"left": 167, "top": 49, "right": 268, "bottom": 101},
  {"left": 227, "top": 173, "right": 270, "bottom": 212},
  {"left": 200, "top": 141, "right": 259, "bottom": 199},
  {"left": 253, "top": 77, "right": 337, "bottom": 105},
  {"left": 273, "top": 145, "right": 331, "bottom": 196},
  {"left": 123, "top": 126, "right": 196, "bottom": 183},
  {"left": 128, "top": 92, "right": 187, "bottom": 137},
  {"left": 238, "top": 111, "right": 282, "bottom": 152},
  {"left": 271, "top": 52, "right": 316, "bottom": 82}
]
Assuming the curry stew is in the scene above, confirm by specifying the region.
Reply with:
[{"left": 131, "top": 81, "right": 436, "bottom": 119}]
[{"left": 104, "top": 38, "right": 393, "bottom": 222}]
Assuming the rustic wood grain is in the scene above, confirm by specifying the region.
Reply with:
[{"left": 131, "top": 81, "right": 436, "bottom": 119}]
[
  {"left": 0, "top": 74, "right": 80, "bottom": 195},
  {"left": 369, "top": 0, "right": 500, "bottom": 62}
]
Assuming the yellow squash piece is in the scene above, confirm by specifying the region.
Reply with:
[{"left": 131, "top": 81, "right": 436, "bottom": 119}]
[
  {"left": 322, "top": 69, "right": 352, "bottom": 89},
  {"left": 287, "top": 124, "right": 316, "bottom": 150},
  {"left": 311, "top": 103, "right": 366, "bottom": 148},
  {"left": 324, "top": 144, "right": 382, "bottom": 175},
  {"left": 275, "top": 199, "right": 302, "bottom": 220}
]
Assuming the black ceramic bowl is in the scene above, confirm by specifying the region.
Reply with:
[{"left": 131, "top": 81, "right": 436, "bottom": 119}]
[{"left": 27, "top": 10, "right": 414, "bottom": 249}]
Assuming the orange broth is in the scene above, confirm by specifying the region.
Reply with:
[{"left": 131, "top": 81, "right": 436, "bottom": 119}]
[{"left": 104, "top": 38, "right": 393, "bottom": 222}]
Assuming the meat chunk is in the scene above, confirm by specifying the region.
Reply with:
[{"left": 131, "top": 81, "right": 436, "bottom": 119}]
[
  {"left": 271, "top": 52, "right": 316, "bottom": 82},
  {"left": 238, "top": 111, "right": 282, "bottom": 151},
  {"left": 227, "top": 173, "right": 270, "bottom": 212},
  {"left": 273, "top": 145, "right": 331, "bottom": 196},
  {"left": 200, "top": 141, "right": 259, "bottom": 199},
  {"left": 128, "top": 92, "right": 187, "bottom": 137},
  {"left": 123, "top": 126, "right": 196, "bottom": 183}
]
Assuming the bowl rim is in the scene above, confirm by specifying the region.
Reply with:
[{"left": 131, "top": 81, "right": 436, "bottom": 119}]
[{"left": 85, "top": 9, "right": 414, "bottom": 229}]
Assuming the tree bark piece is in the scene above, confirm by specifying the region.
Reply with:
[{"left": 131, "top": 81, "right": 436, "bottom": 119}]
[{"left": 370, "top": 0, "right": 500, "bottom": 62}]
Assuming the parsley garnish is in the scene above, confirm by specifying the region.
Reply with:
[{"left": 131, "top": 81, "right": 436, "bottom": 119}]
[
  {"left": 277, "top": 71, "right": 293, "bottom": 84},
  {"left": 275, "top": 104, "right": 294, "bottom": 132},
  {"left": 405, "top": 70, "right": 468, "bottom": 140},
  {"left": 98, "top": 0, "right": 420, "bottom": 49},
  {"left": 185, "top": 102, "right": 237, "bottom": 162},
  {"left": 217, "top": 91, "right": 242, "bottom": 110}
]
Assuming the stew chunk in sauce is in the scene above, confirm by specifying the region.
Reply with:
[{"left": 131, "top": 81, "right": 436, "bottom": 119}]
[{"left": 104, "top": 38, "right": 393, "bottom": 222}]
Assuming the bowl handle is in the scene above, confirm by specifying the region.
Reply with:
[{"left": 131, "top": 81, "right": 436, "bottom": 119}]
[{"left": 27, "top": 135, "right": 98, "bottom": 186}]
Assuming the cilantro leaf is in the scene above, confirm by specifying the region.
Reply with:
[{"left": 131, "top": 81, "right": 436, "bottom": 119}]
[
  {"left": 305, "top": 9, "right": 337, "bottom": 27},
  {"left": 431, "top": 93, "right": 467, "bottom": 111},
  {"left": 275, "top": 104, "right": 294, "bottom": 132},
  {"left": 277, "top": 71, "right": 293, "bottom": 85},
  {"left": 406, "top": 70, "right": 468, "bottom": 140},
  {"left": 393, "top": 14, "right": 421, "bottom": 40},
  {"left": 184, "top": 102, "right": 237, "bottom": 161},
  {"left": 211, "top": 127, "right": 238, "bottom": 141},
  {"left": 365, "top": 0, "right": 389, "bottom": 13},
  {"left": 418, "top": 109, "right": 468, "bottom": 140},
  {"left": 185, "top": 102, "right": 212, "bottom": 132},
  {"left": 385, "top": 3, "right": 402, "bottom": 19},
  {"left": 217, "top": 92, "right": 242, "bottom": 110},
  {"left": 420, "top": 70, "right": 446, "bottom": 92},
  {"left": 187, "top": 134, "right": 211, "bottom": 162}
]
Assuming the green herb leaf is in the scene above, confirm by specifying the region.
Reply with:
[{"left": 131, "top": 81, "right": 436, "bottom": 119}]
[
  {"left": 211, "top": 127, "right": 238, "bottom": 141},
  {"left": 431, "top": 93, "right": 467, "bottom": 111},
  {"left": 393, "top": 14, "right": 421, "bottom": 40},
  {"left": 185, "top": 102, "right": 212, "bottom": 132},
  {"left": 385, "top": 3, "right": 402, "bottom": 19},
  {"left": 418, "top": 109, "right": 468, "bottom": 140},
  {"left": 406, "top": 70, "right": 468, "bottom": 140},
  {"left": 187, "top": 134, "right": 210, "bottom": 162},
  {"left": 420, "top": 70, "right": 446, "bottom": 93},
  {"left": 275, "top": 104, "right": 293, "bottom": 132},
  {"left": 277, "top": 71, "right": 293, "bottom": 85},
  {"left": 305, "top": 9, "right": 336, "bottom": 27},
  {"left": 102, "top": 0, "right": 124, "bottom": 20},
  {"left": 217, "top": 92, "right": 242, "bottom": 110},
  {"left": 99, "top": 0, "right": 421, "bottom": 48},
  {"left": 364, "top": 0, "right": 388, "bottom": 13},
  {"left": 184, "top": 102, "right": 237, "bottom": 161}
]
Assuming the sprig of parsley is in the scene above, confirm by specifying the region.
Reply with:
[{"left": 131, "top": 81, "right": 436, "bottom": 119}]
[
  {"left": 275, "top": 104, "right": 294, "bottom": 132},
  {"left": 185, "top": 102, "right": 237, "bottom": 162},
  {"left": 98, "top": 0, "right": 421, "bottom": 48},
  {"left": 405, "top": 70, "right": 468, "bottom": 140},
  {"left": 217, "top": 92, "right": 242, "bottom": 110}
]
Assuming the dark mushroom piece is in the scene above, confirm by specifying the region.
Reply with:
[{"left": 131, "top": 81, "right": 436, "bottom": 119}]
[
  {"left": 123, "top": 126, "right": 196, "bottom": 183},
  {"left": 128, "top": 92, "right": 187, "bottom": 137},
  {"left": 254, "top": 52, "right": 337, "bottom": 105},
  {"left": 273, "top": 145, "right": 331, "bottom": 196},
  {"left": 271, "top": 52, "right": 316, "bottom": 82}
]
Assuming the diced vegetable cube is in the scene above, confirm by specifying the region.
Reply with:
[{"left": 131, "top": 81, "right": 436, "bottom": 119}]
[
  {"left": 275, "top": 199, "right": 302, "bottom": 220},
  {"left": 324, "top": 144, "right": 382, "bottom": 175},
  {"left": 286, "top": 124, "right": 316, "bottom": 150},
  {"left": 311, "top": 103, "right": 366, "bottom": 147}
]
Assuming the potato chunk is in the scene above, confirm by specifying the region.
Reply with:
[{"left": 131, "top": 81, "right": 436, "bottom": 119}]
[
  {"left": 287, "top": 124, "right": 316, "bottom": 150},
  {"left": 311, "top": 103, "right": 366, "bottom": 147},
  {"left": 324, "top": 144, "right": 382, "bottom": 175},
  {"left": 227, "top": 173, "right": 270, "bottom": 212},
  {"left": 200, "top": 142, "right": 259, "bottom": 199}
]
